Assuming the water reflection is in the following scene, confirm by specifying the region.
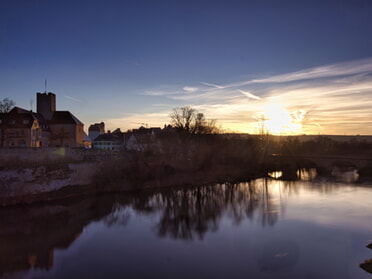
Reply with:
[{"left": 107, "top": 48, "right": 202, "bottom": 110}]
[
  {"left": 268, "top": 171, "right": 283, "bottom": 179},
  {"left": 103, "top": 200, "right": 131, "bottom": 227},
  {"left": 0, "top": 180, "right": 284, "bottom": 276},
  {"left": 331, "top": 166, "right": 359, "bottom": 183},
  {"left": 259, "top": 239, "right": 300, "bottom": 271},
  {"left": 297, "top": 168, "right": 317, "bottom": 181},
  {"left": 0, "top": 195, "right": 118, "bottom": 276},
  {"left": 0, "top": 179, "right": 371, "bottom": 278},
  {"left": 128, "top": 180, "right": 281, "bottom": 240}
]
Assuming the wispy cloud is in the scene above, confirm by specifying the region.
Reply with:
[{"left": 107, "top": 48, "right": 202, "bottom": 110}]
[
  {"left": 183, "top": 86, "right": 198, "bottom": 93},
  {"left": 64, "top": 95, "right": 82, "bottom": 102},
  {"left": 200, "top": 82, "right": 225, "bottom": 89},
  {"left": 117, "top": 58, "right": 372, "bottom": 135},
  {"left": 143, "top": 90, "right": 173, "bottom": 96},
  {"left": 225, "top": 57, "right": 372, "bottom": 87}
]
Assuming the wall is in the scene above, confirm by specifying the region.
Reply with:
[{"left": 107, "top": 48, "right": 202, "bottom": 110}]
[
  {"left": 0, "top": 147, "right": 125, "bottom": 205},
  {"left": 76, "top": 124, "right": 84, "bottom": 147},
  {"left": 0, "top": 147, "right": 119, "bottom": 166},
  {"left": 49, "top": 124, "right": 79, "bottom": 147},
  {"left": 0, "top": 162, "right": 100, "bottom": 198}
]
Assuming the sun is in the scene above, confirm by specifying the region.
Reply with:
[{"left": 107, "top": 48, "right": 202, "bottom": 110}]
[{"left": 258, "top": 104, "right": 303, "bottom": 135}]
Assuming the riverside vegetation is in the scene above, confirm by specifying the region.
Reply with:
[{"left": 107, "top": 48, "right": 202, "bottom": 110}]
[
  {"left": 95, "top": 106, "right": 372, "bottom": 192},
  {"left": 2, "top": 105, "right": 372, "bottom": 205},
  {"left": 94, "top": 132, "right": 372, "bottom": 191},
  {"left": 2, "top": 131, "right": 372, "bottom": 206}
]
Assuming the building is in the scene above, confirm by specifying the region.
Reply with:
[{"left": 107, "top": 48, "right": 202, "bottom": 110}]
[
  {"left": 92, "top": 133, "right": 122, "bottom": 151},
  {"left": 88, "top": 122, "right": 105, "bottom": 141},
  {"left": 0, "top": 92, "right": 84, "bottom": 148},
  {"left": 125, "top": 126, "right": 161, "bottom": 151},
  {"left": 0, "top": 107, "right": 48, "bottom": 148},
  {"left": 38, "top": 92, "right": 84, "bottom": 147}
]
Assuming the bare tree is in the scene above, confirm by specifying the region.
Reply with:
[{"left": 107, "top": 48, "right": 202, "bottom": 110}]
[
  {"left": 170, "top": 106, "right": 219, "bottom": 134},
  {"left": 170, "top": 106, "right": 196, "bottom": 133},
  {"left": 0, "top": 98, "right": 15, "bottom": 113},
  {"left": 194, "top": 113, "right": 219, "bottom": 134},
  {"left": 194, "top": 113, "right": 206, "bottom": 134},
  {"left": 0, "top": 98, "right": 16, "bottom": 147},
  {"left": 255, "top": 114, "right": 269, "bottom": 135}
]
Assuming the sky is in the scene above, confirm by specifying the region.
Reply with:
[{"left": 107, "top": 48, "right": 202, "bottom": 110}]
[{"left": 1, "top": 0, "right": 372, "bottom": 135}]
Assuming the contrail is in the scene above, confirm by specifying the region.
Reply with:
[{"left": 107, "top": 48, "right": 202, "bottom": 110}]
[{"left": 239, "top": 90, "right": 261, "bottom": 100}]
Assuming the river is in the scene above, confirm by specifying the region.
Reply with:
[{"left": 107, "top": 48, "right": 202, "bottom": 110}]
[{"left": 0, "top": 175, "right": 371, "bottom": 279}]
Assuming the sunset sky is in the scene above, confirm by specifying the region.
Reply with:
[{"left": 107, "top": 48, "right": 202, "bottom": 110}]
[{"left": 1, "top": 0, "right": 372, "bottom": 135}]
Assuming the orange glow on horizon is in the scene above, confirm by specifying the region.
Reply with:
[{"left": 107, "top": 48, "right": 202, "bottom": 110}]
[{"left": 256, "top": 104, "right": 305, "bottom": 135}]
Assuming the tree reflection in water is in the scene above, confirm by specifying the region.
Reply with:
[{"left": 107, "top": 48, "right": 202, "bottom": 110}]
[
  {"left": 103, "top": 200, "right": 131, "bottom": 228},
  {"left": 125, "top": 179, "right": 283, "bottom": 240},
  {"left": 1, "top": 177, "right": 360, "bottom": 277}
]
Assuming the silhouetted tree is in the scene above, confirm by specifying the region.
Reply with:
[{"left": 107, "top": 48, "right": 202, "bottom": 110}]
[
  {"left": 194, "top": 113, "right": 219, "bottom": 134},
  {"left": 169, "top": 106, "right": 219, "bottom": 134},
  {"left": 170, "top": 106, "right": 196, "bottom": 133},
  {"left": 0, "top": 98, "right": 16, "bottom": 147},
  {"left": 0, "top": 98, "right": 15, "bottom": 113}
]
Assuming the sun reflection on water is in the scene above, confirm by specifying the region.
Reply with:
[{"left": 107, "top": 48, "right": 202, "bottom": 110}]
[{"left": 268, "top": 171, "right": 283, "bottom": 179}]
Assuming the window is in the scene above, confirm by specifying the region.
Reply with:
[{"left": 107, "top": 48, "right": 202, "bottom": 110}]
[
  {"left": 9, "top": 119, "right": 15, "bottom": 124},
  {"left": 23, "top": 119, "right": 29, "bottom": 124}
]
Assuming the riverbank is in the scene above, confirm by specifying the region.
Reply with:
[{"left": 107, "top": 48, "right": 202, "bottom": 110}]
[
  {"left": 0, "top": 159, "right": 263, "bottom": 206},
  {"left": 2, "top": 134, "right": 372, "bottom": 206}
]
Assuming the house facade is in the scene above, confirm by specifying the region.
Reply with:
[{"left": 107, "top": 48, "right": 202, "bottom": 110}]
[
  {"left": 92, "top": 133, "right": 122, "bottom": 151},
  {"left": 0, "top": 107, "right": 50, "bottom": 148},
  {"left": 125, "top": 127, "right": 161, "bottom": 151},
  {"left": 0, "top": 92, "right": 84, "bottom": 148},
  {"left": 48, "top": 111, "right": 84, "bottom": 147}
]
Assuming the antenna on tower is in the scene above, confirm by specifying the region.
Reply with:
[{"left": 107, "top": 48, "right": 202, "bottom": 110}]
[{"left": 44, "top": 79, "right": 47, "bottom": 93}]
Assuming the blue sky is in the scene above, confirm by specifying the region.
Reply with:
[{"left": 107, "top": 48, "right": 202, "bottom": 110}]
[{"left": 1, "top": 0, "right": 372, "bottom": 134}]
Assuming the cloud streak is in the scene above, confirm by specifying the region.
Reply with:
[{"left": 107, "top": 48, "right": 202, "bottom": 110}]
[
  {"left": 239, "top": 90, "right": 261, "bottom": 100},
  {"left": 118, "top": 58, "right": 372, "bottom": 135},
  {"left": 200, "top": 82, "right": 225, "bottom": 89},
  {"left": 225, "top": 57, "right": 372, "bottom": 87},
  {"left": 64, "top": 95, "right": 82, "bottom": 102}
]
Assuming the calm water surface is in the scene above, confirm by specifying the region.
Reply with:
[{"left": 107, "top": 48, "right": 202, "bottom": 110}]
[{"left": 1, "top": 178, "right": 371, "bottom": 279}]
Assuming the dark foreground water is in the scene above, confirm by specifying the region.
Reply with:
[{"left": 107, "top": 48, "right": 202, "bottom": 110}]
[{"left": 1, "top": 178, "right": 371, "bottom": 279}]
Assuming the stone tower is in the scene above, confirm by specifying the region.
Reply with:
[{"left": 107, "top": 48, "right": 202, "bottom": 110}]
[{"left": 37, "top": 92, "right": 56, "bottom": 120}]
